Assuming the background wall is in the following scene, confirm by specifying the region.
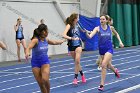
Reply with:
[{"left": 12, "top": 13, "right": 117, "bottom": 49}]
[
  {"left": 80, "top": 0, "right": 101, "bottom": 17},
  {"left": 0, "top": 0, "right": 101, "bottom": 62}
]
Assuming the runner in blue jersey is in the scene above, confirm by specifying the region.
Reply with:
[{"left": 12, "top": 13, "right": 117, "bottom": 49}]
[
  {"left": 62, "top": 13, "right": 86, "bottom": 85},
  {"left": 14, "top": 18, "right": 26, "bottom": 62},
  {"left": 26, "top": 24, "right": 65, "bottom": 93},
  {"left": 86, "top": 15, "right": 124, "bottom": 91},
  {"left": 97, "top": 15, "right": 115, "bottom": 70}
]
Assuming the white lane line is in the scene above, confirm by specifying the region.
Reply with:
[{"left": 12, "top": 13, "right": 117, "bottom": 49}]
[
  {"left": 3, "top": 56, "right": 140, "bottom": 83},
  {"left": 0, "top": 82, "right": 37, "bottom": 92},
  {"left": 0, "top": 54, "right": 140, "bottom": 81},
  {"left": 115, "top": 84, "right": 140, "bottom": 93},
  {"left": 51, "top": 55, "right": 140, "bottom": 72},
  {"left": 1, "top": 47, "right": 139, "bottom": 72},
  {"left": 0, "top": 54, "right": 140, "bottom": 89},
  {"left": 1, "top": 55, "right": 96, "bottom": 72},
  {"left": 0, "top": 76, "right": 33, "bottom": 84},
  {"left": 50, "top": 51, "right": 140, "bottom": 69},
  {"left": 0, "top": 72, "right": 138, "bottom": 76},
  {"left": 33, "top": 65, "right": 140, "bottom": 93},
  {"left": 0, "top": 54, "right": 139, "bottom": 75},
  {"left": 1, "top": 61, "right": 140, "bottom": 92},
  {"left": 51, "top": 47, "right": 140, "bottom": 64},
  {"left": 32, "top": 66, "right": 140, "bottom": 93},
  {"left": 50, "top": 65, "right": 140, "bottom": 90},
  {"left": 77, "top": 74, "right": 140, "bottom": 93},
  {"left": 0, "top": 47, "right": 139, "bottom": 91},
  {"left": 1, "top": 66, "right": 31, "bottom": 72}
]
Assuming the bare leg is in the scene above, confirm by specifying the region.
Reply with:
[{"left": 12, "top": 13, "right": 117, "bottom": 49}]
[
  {"left": 32, "top": 67, "right": 47, "bottom": 93},
  {"left": 96, "top": 55, "right": 102, "bottom": 66},
  {"left": 97, "top": 55, "right": 103, "bottom": 70},
  {"left": 41, "top": 64, "right": 50, "bottom": 93},
  {"left": 70, "top": 51, "right": 78, "bottom": 74},
  {"left": 16, "top": 40, "right": 21, "bottom": 62},
  {"left": 100, "top": 52, "right": 112, "bottom": 86},
  {"left": 107, "top": 61, "right": 116, "bottom": 72},
  {"left": 0, "top": 41, "right": 6, "bottom": 50},
  {"left": 75, "top": 47, "right": 82, "bottom": 72},
  {"left": 70, "top": 47, "right": 82, "bottom": 75},
  {"left": 21, "top": 39, "right": 26, "bottom": 55}
]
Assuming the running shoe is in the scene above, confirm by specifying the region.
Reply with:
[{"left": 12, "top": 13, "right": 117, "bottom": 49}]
[
  {"left": 73, "top": 78, "right": 78, "bottom": 84},
  {"left": 81, "top": 75, "right": 86, "bottom": 83},
  {"left": 98, "top": 85, "right": 104, "bottom": 91},
  {"left": 97, "top": 66, "right": 102, "bottom": 71},
  {"left": 115, "top": 68, "right": 120, "bottom": 78}
]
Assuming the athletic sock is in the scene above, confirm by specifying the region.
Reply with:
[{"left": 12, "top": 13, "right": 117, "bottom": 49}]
[
  {"left": 74, "top": 74, "right": 78, "bottom": 79},
  {"left": 79, "top": 70, "right": 83, "bottom": 76}
]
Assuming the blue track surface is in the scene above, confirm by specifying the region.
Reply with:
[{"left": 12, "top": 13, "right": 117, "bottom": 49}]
[{"left": 0, "top": 46, "right": 140, "bottom": 93}]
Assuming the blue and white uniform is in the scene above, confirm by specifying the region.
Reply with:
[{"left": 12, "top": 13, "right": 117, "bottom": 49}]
[
  {"left": 67, "top": 24, "right": 82, "bottom": 51},
  {"left": 16, "top": 25, "right": 24, "bottom": 40},
  {"left": 98, "top": 25, "right": 113, "bottom": 55},
  {"left": 31, "top": 38, "right": 50, "bottom": 68}
]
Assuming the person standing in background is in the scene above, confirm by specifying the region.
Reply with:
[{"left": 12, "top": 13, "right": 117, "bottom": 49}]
[{"left": 14, "top": 18, "right": 26, "bottom": 62}]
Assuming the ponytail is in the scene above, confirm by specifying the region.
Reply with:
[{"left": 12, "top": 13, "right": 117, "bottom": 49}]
[
  {"left": 31, "top": 28, "right": 39, "bottom": 40},
  {"left": 65, "top": 17, "right": 70, "bottom": 25}
]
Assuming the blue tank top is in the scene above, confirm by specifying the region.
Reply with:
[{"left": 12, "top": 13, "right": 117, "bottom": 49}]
[
  {"left": 67, "top": 24, "right": 81, "bottom": 46},
  {"left": 32, "top": 38, "right": 49, "bottom": 59},
  {"left": 16, "top": 25, "right": 23, "bottom": 38},
  {"left": 98, "top": 25, "right": 112, "bottom": 48}
]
